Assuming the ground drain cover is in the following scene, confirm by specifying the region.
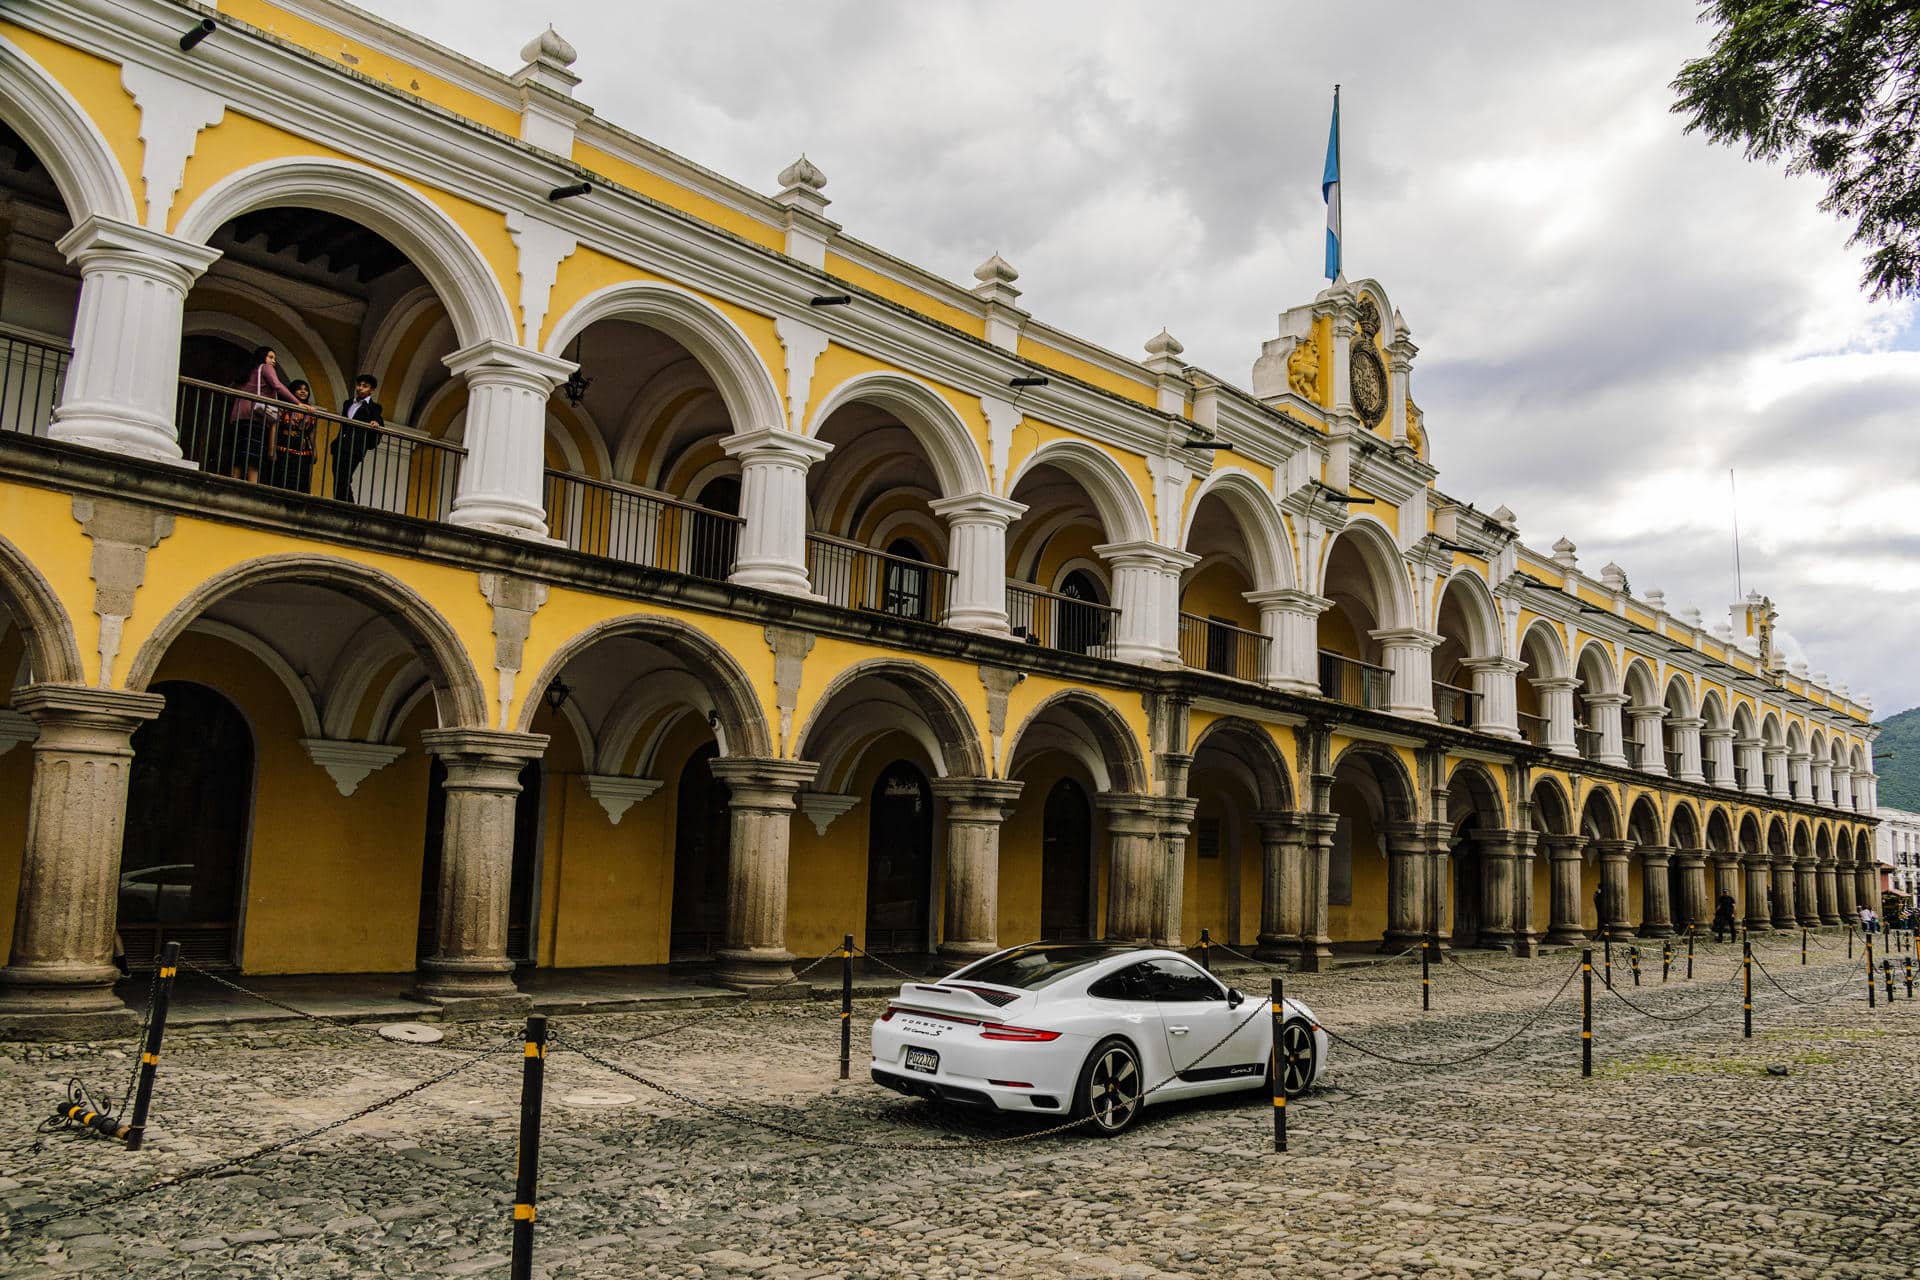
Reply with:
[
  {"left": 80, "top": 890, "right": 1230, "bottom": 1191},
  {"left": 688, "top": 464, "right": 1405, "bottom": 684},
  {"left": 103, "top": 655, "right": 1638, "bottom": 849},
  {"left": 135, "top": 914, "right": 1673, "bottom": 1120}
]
[
  {"left": 378, "top": 1022, "right": 445, "bottom": 1044},
  {"left": 562, "top": 1090, "right": 639, "bottom": 1108}
]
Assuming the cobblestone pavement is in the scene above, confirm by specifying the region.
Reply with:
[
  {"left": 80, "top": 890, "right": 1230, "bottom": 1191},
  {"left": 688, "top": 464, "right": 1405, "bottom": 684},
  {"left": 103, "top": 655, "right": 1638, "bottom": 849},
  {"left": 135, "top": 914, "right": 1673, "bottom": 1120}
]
[{"left": 1, "top": 934, "right": 1913, "bottom": 1279}]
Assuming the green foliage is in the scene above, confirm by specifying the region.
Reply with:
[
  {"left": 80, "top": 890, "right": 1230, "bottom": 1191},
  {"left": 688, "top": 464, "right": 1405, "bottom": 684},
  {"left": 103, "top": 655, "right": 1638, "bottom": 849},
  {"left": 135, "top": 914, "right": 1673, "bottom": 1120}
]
[
  {"left": 1873, "top": 705, "right": 1920, "bottom": 811},
  {"left": 1673, "top": 0, "right": 1920, "bottom": 298}
]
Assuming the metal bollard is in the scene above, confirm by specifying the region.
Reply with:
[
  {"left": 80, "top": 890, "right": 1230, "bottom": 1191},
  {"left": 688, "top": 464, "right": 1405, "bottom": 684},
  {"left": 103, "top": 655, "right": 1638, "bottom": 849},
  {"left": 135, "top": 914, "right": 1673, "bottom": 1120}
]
[
  {"left": 1198, "top": 927, "right": 1211, "bottom": 973},
  {"left": 1421, "top": 938, "right": 1430, "bottom": 1011},
  {"left": 1847, "top": 927, "right": 1853, "bottom": 960},
  {"left": 1742, "top": 940, "right": 1752, "bottom": 1039},
  {"left": 1801, "top": 928, "right": 1808, "bottom": 967},
  {"left": 1687, "top": 931, "right": 1695, "bottom": 980},
  {"left": 1905, "top": 955, "right": 1914, "bottom": 1000},
  {"left": 1867, "top": 935, "right": 1877, "bottom": 1008},
  {"left": 124, "top": 940, "right": 181, "bottom": 1151},
  {"left": 1269, "top": 976, "right": 1286, "bottom": 1153},
  {"left": 510, "top": 1015, "right": 547, "bottom": 1280},
  {"left": 1604, "top": 935, "right": 1613, "bottom": 990},
  {"left": 1884, "top": 959, "right": 1896, "bottom": 1004},
  {"left": 1662, "top": 938, "right": 1671, "bottom": 984},
  {"left": 1629, "top": 945, "right": 1641, "bottom": 987},
  {"left": 839, "top": 933, "right": 853, "bottom": 1082},
  {"left": 1581, "top": 948, "right": 1593, "bottom": 1078}
]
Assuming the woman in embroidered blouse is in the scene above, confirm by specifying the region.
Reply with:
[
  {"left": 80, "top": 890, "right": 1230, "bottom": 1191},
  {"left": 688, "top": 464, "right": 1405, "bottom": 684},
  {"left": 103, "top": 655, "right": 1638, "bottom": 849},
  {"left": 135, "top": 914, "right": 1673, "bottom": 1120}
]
[{"left": 229, "top": 346, "right": 296, "bottom": 483}]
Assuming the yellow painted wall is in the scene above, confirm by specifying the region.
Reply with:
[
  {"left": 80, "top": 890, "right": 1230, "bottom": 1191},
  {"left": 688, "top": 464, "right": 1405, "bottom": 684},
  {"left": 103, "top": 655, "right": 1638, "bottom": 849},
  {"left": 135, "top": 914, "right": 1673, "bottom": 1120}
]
[
  {"left": 1328, "top": 780, "right": 1389, "bottom": 943},
  {"left": 575, "top": 143, "right": 784, "bottom": 253},
  {"left": 1180, "top": 560, "right": 1257, "bottom": 630},
  {"left": 999, "top": 756, "right": 1109, "bottom": 945}
]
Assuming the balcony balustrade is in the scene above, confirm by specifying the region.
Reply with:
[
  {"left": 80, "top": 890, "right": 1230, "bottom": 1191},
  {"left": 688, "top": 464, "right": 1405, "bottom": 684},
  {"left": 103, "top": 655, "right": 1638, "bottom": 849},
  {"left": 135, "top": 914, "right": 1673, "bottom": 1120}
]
[
  {"left": 1317, "top": 650, "right": 1392, "bottom": 710},
  {"left": 1007, "top": 581, "right": 1117, "bottom": 659},
  {"left": 1432, "top": 679, "right": 1481, "bottom": 729},
  {"left": 807, "top": 533, "right": 953, "bottom": 625},
  {"left": 0, "top": 327, "right": 68, "bottom": 438},
  {"left": 1178, "top": 612, "right": 1269, "bottom": 684},
  {"left": 545, "top": 470, "right": 739, "bottom": 580}
]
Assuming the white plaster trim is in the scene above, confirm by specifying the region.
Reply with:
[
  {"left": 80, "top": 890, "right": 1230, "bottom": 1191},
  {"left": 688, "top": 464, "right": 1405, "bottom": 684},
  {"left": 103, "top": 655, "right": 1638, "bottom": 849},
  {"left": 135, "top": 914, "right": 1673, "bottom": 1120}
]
[
  {"left": 121, "top": 62, "right": 227, "bottom": 230},
  {"left": 775, "top": 316, "right": 829, "bottom": 434},
  {"left": 300, "top": 738, "right": 406, "bottom": 796},
  {"left": 505, "top": 210, "right": 579, "bottom": 352},
  {"left": 583, "top": 774, "right": 663, "bottom": 825},
  {"left": 798, "top": 791, "right": 860, "bottom": 836}
]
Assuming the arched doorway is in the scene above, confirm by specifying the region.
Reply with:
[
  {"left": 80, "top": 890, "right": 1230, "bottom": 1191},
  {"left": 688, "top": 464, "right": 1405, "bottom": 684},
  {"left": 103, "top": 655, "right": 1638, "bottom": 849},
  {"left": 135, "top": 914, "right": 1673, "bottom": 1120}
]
[
  {"left": 120, "top": 682, "right": 254, "bottom": 968},
  {"left": 669, "top": 742, "right": 732, "bottom": 961},
  {"left": 1450, "top": 816, "right": 1483, "bottom": 948},
  {"left": 1041, "top": 777, "right": 1093, "bottom": 940},
  {"left": 417, "top": 757, "right": 542, "bottom": 967},
  {"left": 865, "top": 760, "right": 934, "bottom": 955}
]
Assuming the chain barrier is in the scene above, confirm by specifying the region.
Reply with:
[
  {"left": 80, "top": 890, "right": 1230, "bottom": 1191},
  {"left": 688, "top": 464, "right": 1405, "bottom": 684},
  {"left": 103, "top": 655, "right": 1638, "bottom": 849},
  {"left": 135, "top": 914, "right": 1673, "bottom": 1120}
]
[
  {"left": 174, "top": 958, "right": 471, "bottom": 1049},
  {"left": 36, "top": 961, "right": 163, "bottom": 1142},
  {"left": 1313, "top": 958, "right": 1581, "bottom": 1069},
  {"left": 1441, "top": 950, "right": 1582, "bottom": 991},
  {"left": 14, "top": 1038, "right": 515, "bottom": 1234},
  {"left": 1747, "top": 951, "right": 1863, "bottom": 1007},
  {"left": 850, "top": 945, "right": 934, "bottom": 983},
  {"left": 586, "top": 947, "right": 846, "bottom": 1050},
  {"left": 1598, "top": 963, "right": 1745, "bottom": 1023},
  {"left": 1209, "top": 939, "right": 1422, "bottom": 977}
]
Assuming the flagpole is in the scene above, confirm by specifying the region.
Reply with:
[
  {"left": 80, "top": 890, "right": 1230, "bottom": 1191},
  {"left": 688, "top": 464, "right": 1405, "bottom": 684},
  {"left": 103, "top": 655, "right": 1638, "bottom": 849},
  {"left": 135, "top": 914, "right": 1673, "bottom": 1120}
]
[{"left": 1334, "top": 84, "right": 1341, "bottom": 277}]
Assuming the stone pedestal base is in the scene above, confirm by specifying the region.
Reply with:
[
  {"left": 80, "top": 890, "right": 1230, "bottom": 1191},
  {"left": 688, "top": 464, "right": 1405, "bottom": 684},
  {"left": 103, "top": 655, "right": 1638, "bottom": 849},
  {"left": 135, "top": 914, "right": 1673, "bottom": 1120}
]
[{"left": 715, "top": 946, "right": 798, "bottom": 990}]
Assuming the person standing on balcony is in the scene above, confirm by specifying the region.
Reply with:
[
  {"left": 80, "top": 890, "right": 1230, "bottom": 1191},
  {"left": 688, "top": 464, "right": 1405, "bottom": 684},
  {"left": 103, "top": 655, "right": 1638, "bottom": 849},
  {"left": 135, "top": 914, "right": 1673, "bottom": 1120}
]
[
  {"left": 329, "top": 373, "right": 384, "bottom": 502},
  {"left": 229, "top": 346, "right": 296, "bottom": 484},
  {"left": 272, "top": 379, "right": 318, "bottom": 495}
]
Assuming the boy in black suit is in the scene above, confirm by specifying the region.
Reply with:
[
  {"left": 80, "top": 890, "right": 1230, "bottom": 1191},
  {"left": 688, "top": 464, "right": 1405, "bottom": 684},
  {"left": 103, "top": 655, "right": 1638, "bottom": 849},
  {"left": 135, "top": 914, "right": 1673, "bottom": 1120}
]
[{"left": 330, "top": 372, "right": 385, "bottom": 501}]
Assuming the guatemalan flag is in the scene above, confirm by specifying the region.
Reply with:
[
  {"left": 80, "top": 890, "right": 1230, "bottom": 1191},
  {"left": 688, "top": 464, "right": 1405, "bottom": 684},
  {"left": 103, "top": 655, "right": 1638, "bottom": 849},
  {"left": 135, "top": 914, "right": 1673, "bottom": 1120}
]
[{"left": 1322, "top": 87, "right": 1342, "bottom": 280}]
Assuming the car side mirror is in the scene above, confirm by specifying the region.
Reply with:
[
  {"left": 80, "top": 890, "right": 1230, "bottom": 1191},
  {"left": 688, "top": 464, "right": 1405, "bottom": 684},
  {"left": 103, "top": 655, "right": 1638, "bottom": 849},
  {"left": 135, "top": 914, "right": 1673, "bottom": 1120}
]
[{"left": 1226, "top": 987, "right": 1243, "bottom": 1008}]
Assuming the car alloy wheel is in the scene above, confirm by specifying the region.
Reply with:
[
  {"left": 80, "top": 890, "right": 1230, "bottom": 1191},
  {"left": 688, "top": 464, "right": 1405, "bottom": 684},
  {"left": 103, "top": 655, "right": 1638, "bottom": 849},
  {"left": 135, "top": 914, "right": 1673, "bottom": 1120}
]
[
  {"left": 1077, "top": 1038, "right": 1143, "bottom": 1136},
  {"left": 1277, "top": 1018, "right": 1316, "bottom": 1098}
]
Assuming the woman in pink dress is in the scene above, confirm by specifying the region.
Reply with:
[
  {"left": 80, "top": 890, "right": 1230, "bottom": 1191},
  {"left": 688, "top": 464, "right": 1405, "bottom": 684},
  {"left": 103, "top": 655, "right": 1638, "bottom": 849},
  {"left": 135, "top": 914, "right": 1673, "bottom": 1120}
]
[{"left": 229, "top": 346, "right": 296, "bottom": 483}]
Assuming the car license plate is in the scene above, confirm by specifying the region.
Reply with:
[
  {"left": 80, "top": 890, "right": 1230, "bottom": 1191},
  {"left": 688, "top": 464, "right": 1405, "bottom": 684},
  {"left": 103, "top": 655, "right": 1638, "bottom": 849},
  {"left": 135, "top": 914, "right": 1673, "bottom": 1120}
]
[{"left": 904, "top": 1046, "right": 939, "bottom": 1074}]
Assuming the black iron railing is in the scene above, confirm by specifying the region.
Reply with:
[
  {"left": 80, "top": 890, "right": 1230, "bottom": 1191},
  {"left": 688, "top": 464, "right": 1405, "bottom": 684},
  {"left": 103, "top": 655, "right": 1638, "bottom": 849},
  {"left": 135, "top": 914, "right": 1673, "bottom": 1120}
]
[
  {"left": 1432, "top": 679, "right": 1480, "bottom": 729},
  {"left": 175, "top": 376, "right": 463, "bottom": 520},
  {"left": 808, "top": 534, "right": 953, "bottom": 624},
  {"left": 1317, "top": 650, "right": 1392, "bottom": 709},
  {"left": 1570, "top": 722, "right": 1598, "bottom": 755},
  {"left": 1178, "top": 612, "right": 1268, "bottom": 683},
  {"left": 0, "top": 326, "right": 70, "bottom": 437},
  {"left": 1007, "top": 582, "right": 1117, "bottom": 658},
  {"left": 545, "top": 470, "right": 740, "bottom": 579}
]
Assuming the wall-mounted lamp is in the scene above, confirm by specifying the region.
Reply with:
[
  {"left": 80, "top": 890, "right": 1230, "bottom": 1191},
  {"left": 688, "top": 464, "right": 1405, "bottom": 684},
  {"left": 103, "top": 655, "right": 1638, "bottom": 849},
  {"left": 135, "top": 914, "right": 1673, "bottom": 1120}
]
[
  {"left": 1319, "top": 492, "right": 1376, "bottom": 505},
  {"left": 561, "top": 332, "right": 592, "bottom": 407},
  {"left": 547, "top": 181, "right": 593, "bottom": 202},
  {"left": 1009, "top": 376, "right": 1049, "bottom": 388},
  {"left": 1429, "top": 538, "right": 1479, "bottom": 554},
  {"left": 809, "top": 295, "right": 852, "bottom": 307},
  {"left": 1180, "top": 439, "right": 1236, "bottom": 452},
  {"left": 180, "top": 18, "right": 217, "bottom": 51},
  {"left": 543, "top": 678, "right": 572, "bottom": 714}
]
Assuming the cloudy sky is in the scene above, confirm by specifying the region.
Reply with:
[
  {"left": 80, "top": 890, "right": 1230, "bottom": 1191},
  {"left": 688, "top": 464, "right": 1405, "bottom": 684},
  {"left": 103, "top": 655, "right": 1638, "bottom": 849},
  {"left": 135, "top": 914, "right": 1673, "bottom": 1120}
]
[{"left": 396, "top": 0, "right": 1920, "bottom": 716}]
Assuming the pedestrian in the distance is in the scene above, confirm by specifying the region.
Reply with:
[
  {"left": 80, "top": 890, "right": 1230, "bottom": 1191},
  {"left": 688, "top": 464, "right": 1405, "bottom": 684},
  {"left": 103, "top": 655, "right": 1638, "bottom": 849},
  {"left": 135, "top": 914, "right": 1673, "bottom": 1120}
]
[{"left": 1712, "top": 889, "right": 1736, "bottom": 942}]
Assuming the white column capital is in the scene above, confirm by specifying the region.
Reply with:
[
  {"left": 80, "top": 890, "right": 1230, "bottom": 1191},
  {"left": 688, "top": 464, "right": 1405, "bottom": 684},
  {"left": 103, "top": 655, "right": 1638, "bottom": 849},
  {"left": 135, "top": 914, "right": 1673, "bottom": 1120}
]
[
  {"left": 1368, "top": 626, "right": 1442, "bottom": 652},
  {"left": 444, "top": 338, "right": 575, "bottom": 391},
  {"left": 720, "top": 427, "right": 834, "bottom": 468},
  {"left": 1702, "top": 726, "right": 1735, "bottom": 741},
  {"left": 56, "top": 214, "right": 220, "bottom": 286},
  {"left": 724, "top": 431, "right": 829, "bottom": 596},
  {"left": 937, "top": 493, "right": 1022, "bottom": 634},
  {"left": 929, "top": 492, "right": 1025, "bottom": 526},
  {"left": 1625, "top": 704, "right": 1666, "bottom": 720},
  {"left": 1584, "top": 691, "right": 1630, "bottom": 707},
  {"left": 1531, "top": 676, "right": 1584, "bottom": 694},
  {"left": 446, "top": 341, "right": 571, "bottom": 540},
  {"left": 1245, "top": 588, "right": 1332, "bottom": 615},
  {"left": 1094, "top": 540, "right": 1200, "bottom": 574},
  {"left": 1668, "top": 716, "right": 1706, "bottom": 732},
  {"left": 1462, "top": 655, "right": 1527, "bottom": 675}
]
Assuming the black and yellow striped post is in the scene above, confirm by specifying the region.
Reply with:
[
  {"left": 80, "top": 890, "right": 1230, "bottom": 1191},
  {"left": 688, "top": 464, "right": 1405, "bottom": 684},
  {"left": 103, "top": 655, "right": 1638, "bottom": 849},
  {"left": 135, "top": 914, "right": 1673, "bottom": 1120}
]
[
  {"left": 1686, "top": 930, "right": 1695, "bottom": 980},
  {"left": 1866, "top": 934, "right": 1876, "bottom": 1008},
  {"left": 1198, "top": 928, "right": 1211, "bottom": 973},
  {"left": 1904, "top": 955, "right": 1913, "bottom": 999},
  {"left": 510, "top": 1014, "right": 547, "bottom": 1280},
  {"left": 1421, "top": 938, "right": 1430, "bottom": 1011},
  {"left": 1662, "top": 938, "right": 1671, "bottom": 984},
  {"left": 1629, "top": 945, "right": 1640, "bottom": 987},
  {"left": 1581, "top": 948, "right": 1592, "bottom": 1078},
  {"left": 1883, "top": 959, "right": 1896, "bottom": 1004},
  {"left": 1742, "top": 940, "right": 1752, "bottom": 1039},
  {"left": 839, "top": 933, "right": 854, "bottom": 1081},
  {"left": 1269, "top": 976, "right": 1286, "bottom": 1153},
  {"left": 1603, "top": 934, "right": 1613, "bottom": 990},
  {"left": 1847, "top": 926, "right": 1853, "bottom": 960},
  {"left": 124, "top": 940, "right": 180, "bottom": 1152},
  {"left": 1801, "top": 928, "right": 1808, "bottom": 967}
]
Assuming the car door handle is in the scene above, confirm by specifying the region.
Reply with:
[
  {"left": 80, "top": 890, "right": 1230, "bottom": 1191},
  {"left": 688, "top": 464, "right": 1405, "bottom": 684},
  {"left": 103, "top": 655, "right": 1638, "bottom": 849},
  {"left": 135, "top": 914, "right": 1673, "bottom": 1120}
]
[{"left": 1168, "top": 1025, "right": 1190, "bottom": 1035}]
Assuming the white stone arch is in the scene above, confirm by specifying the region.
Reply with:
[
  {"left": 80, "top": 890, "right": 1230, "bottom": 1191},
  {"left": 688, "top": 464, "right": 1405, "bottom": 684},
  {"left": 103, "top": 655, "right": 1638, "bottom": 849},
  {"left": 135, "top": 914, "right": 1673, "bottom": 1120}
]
[
  {"left": 1314, "top": 515, "right": 1415, "bottom": 630},
  {"left": 805, "top": 371, "right": 990, "bottom": 500},
  {"left": 595, "top": 670, "right": 721, "bottom": 776},
  {"left": 1435, "top": 566, "right": 1505, "bottom": 660},
  {"left": 1006, "top": 439, "right": 1154, "bottom": 546},
  {"left": 1786, "top": 720, "right": 1806, "bottom": 756},
  {"left": 173, "top": 157, "right": 516, "bottom": 350},
  {"left": 1733, "top": 702, "right": 1758, "bottom": 742},
  {"left": 544, "top": 280, "right": 783, "bottom": 436},
  {"left": 182, "top": 306, "right": 348, "bottom": 409},
  {"left": 1700, "top": 689, "right": 1730, "bottom": 733},
  {"left": 1179, "top": 468, "right": 1296, "bottom": 592},
  {"left": 1661, "top": 672, "right": 1696, "bottom": 718},
  {"left": 1572, "top": 638, "right": 1617, "bottom": 694},
  {"left": 1809, "top": 726, "right": 1828, "bottom": 760},
  {"left": 1759, "top": 710, "right": 1784, "bottom": 749},
  {"left": 614, "top": 359, "right": 733, "bottom": 486},
  {"left": 0, "top": 37, "right": 138, "bottom": 226},
  {"left": 1621, "top": 658, "right": 1661, "bottom": 707}
]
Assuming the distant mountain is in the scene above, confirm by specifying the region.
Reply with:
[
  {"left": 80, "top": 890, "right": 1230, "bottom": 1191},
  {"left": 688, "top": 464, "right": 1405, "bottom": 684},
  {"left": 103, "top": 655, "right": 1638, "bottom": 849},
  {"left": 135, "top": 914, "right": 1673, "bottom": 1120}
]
[{"left": 1874, "top": 706, "right": 1920, "bottom": 814}]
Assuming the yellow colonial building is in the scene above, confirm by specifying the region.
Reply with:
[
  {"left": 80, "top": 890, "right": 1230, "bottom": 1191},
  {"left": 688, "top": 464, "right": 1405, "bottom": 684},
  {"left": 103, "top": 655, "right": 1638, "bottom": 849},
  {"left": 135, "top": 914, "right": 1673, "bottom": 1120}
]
[{"left": 0, "top": 0, "right": 1881, "bottom": 1031}]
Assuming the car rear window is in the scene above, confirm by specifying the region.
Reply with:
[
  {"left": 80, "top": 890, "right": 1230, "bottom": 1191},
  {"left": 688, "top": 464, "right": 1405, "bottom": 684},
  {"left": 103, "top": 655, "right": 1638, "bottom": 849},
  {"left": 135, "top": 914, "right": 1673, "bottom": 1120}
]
[{"left": 953, "top": 945, "right": 1126, "bottom": 990}]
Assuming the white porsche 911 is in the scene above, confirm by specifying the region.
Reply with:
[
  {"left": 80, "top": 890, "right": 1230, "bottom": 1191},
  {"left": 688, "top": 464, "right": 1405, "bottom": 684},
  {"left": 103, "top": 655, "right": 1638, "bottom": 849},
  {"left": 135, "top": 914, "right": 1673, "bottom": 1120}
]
[{"left": 869, "top": 942, "right": 1328, "bottom": 1136}]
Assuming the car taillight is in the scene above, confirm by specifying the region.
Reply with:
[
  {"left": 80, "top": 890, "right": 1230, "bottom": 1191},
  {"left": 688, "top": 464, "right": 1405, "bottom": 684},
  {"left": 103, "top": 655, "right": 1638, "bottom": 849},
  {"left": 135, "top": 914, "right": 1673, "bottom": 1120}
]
[
  {"left": 979, "top": 1023, "right": 1061, "bottom": 1042},
  {"left": 880, "top": 1006, "right": 899, "bottom": 1021}
]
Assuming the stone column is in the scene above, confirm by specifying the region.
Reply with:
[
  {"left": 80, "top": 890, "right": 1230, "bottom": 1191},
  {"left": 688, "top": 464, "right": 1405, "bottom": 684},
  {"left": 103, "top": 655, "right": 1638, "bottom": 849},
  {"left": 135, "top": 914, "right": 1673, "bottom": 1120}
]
[
  {"left": 1833, "top": 767, "right": 1854, "bottom": 811},
  {"left": 1668, "top": 717, "right": 1706, "bottom": 783},
  {"left": 722, "top": 429, "right": 832, "bottom": 596},
  {"left": 931, "top": 493, "right": 1023, "bottom": 634},
  {"left": 1769, "top": 855, "right": 1796, "bottom": 929},
  {"left": 1811, "top": 758, "right": 1833, "bottom": 807},
  {"left": 1597, "top": 840, "right": 1637, "bottom": 940},
  {"left": 1387, "top": 330, "right": 1417, "bottom": 446},
  {"left": 414, "top": 729, "right": 548, "bottom": 1006},
  {"left": 1703, "top": 727, "right": 1736, "bottom": 788},
  {"left": 1795, "top": 859, "right": 1820, "bottom": 929},
  {"left": 0, "top": 686, "right": 164, "bottom": 1029},
  {"left": 1712, "top": 853, "right": 1742, "bottom": 923},
  {"left": 1743, "top": 855, "right": 1773, "bottom": 933},
  {"left": 1462, "top": 657, "right": 1524, "bottom": 739},
  {"left": 1585, "top": 692, "right": 1629, "bottom": 765},
  {"left": 444, "top": 341, "right": 573, "bottom": 538},
  {"left": 1371, "top": 628, "right": 1440, "bottom": 721},
  {"left": 1639, "top": 845, "right": 1674, "bottom": 938},
  {"left": 1626, "top": 706, "right": 1667, "bottom": 775},
  {"left": 1788, "top": 752, "right": 1813, "bottom": 802},
  {"left": 1764, "top": 748, "right": 1789, "bottom": 800},
  {"left": 1673, "top": 849, "right": 1709, "bottom": 934},
  {"left": 1151, "top": 796, "right": 1197, "bottom": 948},
  {"left": 1853, "top": 859, "right": 1874, "bottom": 916},
  {"left": 1383, "top": 822, "right": 1427, "bottom": 949},
  {"left": 48, "top": 217, "right": 220, "bottom": 463},
  {"left": 1425, "top": 823, "right": 1453, "bottom": 952},
  {"left": 1816, "top": 861, "right": 1840, "bottom": 926},
  {"left": 1246, "top": 589, "right": 1329, "bottom": 694},
  {"left": 1738, "top": 738, "right": 1767, "bottom": 796},
  {"left": 708, "top": 758, "right": 817, "bottom": 987},
  {"left": 1477, "top": 831, "right": 1518, "bottom": 951},
  {"left": 1299, "top": 813, "right": 1337, "bottom": 972},
  {"left": 1254, "top": 812, "right": 1305, "bottom": 960},
  {"left": 1544, "top": 835, "right": 1587, "bottom": 946},
  {"left": 1512, "top": 831, "right": 1541, "bottom": 956},
  {"left": 930, "top": 778, "right": 1023, "bottom": 971},
  {"left": 1096, "top": 542, "right": 1195, "bottom": 667},
  {"left": 1532, "top": 677, "right": 1581, "bottom": 757},
  {"left": 1100, "top": 796, "right": 1161, "bottom": 942},
  {"left": 1836, "top": 859, "right": 1857, "bottom": 920}
]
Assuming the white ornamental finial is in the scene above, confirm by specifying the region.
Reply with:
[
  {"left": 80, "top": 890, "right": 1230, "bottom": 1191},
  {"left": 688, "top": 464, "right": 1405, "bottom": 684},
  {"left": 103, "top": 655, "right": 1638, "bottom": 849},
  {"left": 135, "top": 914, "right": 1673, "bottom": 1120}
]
[{"left": 520, "top": 25, "right": 578, "bottom": 68}]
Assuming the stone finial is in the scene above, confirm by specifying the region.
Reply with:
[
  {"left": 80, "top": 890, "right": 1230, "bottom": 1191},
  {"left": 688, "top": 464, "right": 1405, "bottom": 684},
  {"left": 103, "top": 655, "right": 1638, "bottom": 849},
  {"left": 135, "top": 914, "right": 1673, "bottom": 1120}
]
[
  {"left": 1551, "top": 536, "right": 1577, "bottom": 571},
  {"left": 1145, "top": 328, "right": 1183, "bottom": 358},
  {"left": 1645, "top": 586, "right": 1667, "bottom": 612},
  {"left": 1680, "top": 605, "right": 1704, "bottom": 627},
  {"left": 972, "top": 252, "right": 1022, "bottom": 307},
  {"left": 778, "top": 154, "right": 827, "bottom": 193},
  {"left": 513, "top": 25, "right": 581, "bottom": 94},
  {"left": 1391, "top": 307, "right": 1409, "bottom": 341},
  {"left": 1489, "top": 504, "right": 1517, "bottom": 530},
  {"left": 1791, "top": 660, "right": 1810, "bottom": 678},
  {"left": 1599, "top": 561, "right": 1627, "bottom": 592},
  {"left": 1714, "top": 621, "right": 1734, "bottom": 641},
  {"left": 1836, "top": 681, "right": 1850, "bottom": 697},
  {"left": 1812, "top": 670, "right": 1828, "bottom": 687}
]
